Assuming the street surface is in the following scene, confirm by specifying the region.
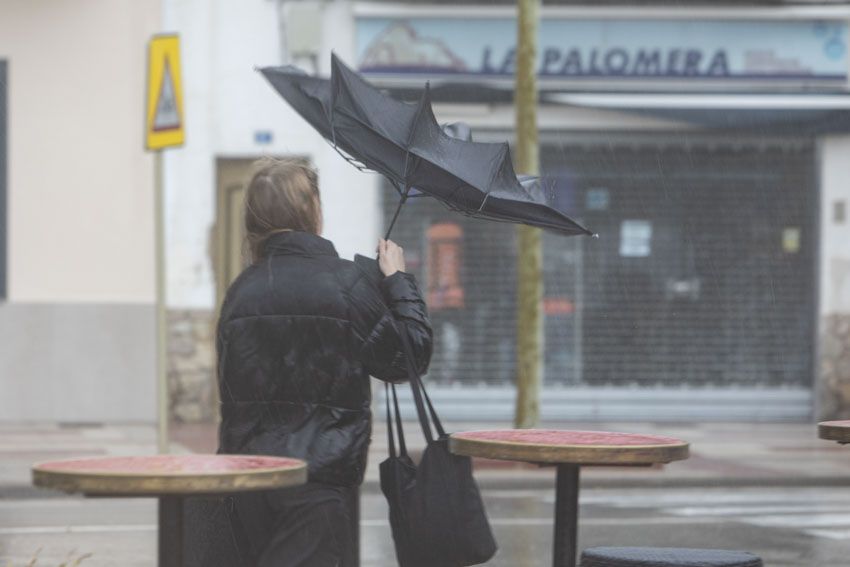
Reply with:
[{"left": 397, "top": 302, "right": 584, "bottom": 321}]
[{"left": 2, "top": 486, "right": 850, "bottom": 566}]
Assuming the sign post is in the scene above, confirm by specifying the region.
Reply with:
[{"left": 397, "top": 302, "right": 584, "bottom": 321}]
[{"left": 145, "top": 34, "right": 185, "bottom": 454}]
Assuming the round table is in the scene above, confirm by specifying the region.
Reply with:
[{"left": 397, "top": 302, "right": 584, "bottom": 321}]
[
  {"left": 32, "top": 454, "right": 307, "bottom": 567},
  {"left": 818, "top": 420, "right": 850, "bottom": 444},
  {"left": 450, "top": 429, "right": 690, "bottom": 567}
]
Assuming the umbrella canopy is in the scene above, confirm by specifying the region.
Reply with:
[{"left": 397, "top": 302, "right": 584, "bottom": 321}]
[{"left": 259, "top": 54, "right": 592, "bottom": 238}]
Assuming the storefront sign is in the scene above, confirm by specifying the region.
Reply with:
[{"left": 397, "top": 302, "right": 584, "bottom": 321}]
[{"left": 356, "top": 17, "right": 848, "bottom": 84}]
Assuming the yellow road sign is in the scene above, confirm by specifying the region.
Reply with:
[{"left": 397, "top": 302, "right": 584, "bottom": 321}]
[{"left": 146, "top": 35, "right": 184, "bottom": 150}]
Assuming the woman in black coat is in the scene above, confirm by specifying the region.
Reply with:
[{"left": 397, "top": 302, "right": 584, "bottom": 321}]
[{"left": 212, "top": 158, "right": 432, "bottom": 566}]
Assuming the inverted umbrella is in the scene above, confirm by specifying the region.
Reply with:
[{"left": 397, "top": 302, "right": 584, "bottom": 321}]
[{"left": 259, "top": 54, "right": 592, "bottom": 239}]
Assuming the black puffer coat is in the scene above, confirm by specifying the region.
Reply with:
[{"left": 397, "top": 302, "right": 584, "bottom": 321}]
[{"left": 215, "top": 230, "right": 432, "bottom": 487}]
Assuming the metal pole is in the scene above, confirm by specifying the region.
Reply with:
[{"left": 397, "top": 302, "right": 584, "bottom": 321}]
[
  {"left": 553, "top": 464, "right": 580, "bottom": 567},
  {"left": 155, "top": 151, "right": 169, "bottom": 454},
  {"left": 385, "top": 192, "right": 408, "bottom": 241},
  {"left": 159, "top": 496, "right": 184, "bottom": 567},
  {"left": 514, "top": 0, "right": 543, "bottom": 429},
  {"left": 350, "top": 486, "right": 360, "bottom": 566}
]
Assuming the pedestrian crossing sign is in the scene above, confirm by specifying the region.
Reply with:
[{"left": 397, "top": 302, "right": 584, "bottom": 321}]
[{"left": 145, "top": 35, "right": 184, "bottom": 150}]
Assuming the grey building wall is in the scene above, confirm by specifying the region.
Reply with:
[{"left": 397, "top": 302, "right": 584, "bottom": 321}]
[{"left": 0, "top": 304, "right": 156, "bottom": 422}]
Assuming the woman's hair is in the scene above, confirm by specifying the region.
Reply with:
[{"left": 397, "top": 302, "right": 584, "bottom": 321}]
[{"left": 244, "top": 157, "right": 322, "bottom": 263}]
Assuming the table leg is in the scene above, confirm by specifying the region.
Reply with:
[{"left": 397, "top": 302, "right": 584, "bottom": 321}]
[
  {"left": 553, "top": 464, "right": 580, "bottom": 567},
  {"left": 159, "top": 495, "right": 183, "bottom": 567},
  {"left": 349, "top": 485, "right": 360, "bottom": 567}
]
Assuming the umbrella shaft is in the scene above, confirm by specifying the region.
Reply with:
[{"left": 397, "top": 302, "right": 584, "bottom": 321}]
[{"left": 385, "top": 190, "right": 409, "bottom": 240}]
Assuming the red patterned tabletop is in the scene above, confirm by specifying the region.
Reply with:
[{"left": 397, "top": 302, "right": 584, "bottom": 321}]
[
  {"left": 32, "top": 454, "right": 307, "bottom": 496},
  {"left": 819, "top": 421, "right": 850, "bottom": 443},
  {"left": 449, "top": 429, "right": 689, "bottom": 465}
]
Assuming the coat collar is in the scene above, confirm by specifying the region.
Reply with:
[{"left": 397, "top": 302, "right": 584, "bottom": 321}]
[{"left": 264, "top": 231, "right": 338, "bottom": 258}]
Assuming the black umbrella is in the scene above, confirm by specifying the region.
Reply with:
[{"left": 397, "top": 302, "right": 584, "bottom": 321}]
[{"left": 259, "top": 54, "right": 592, "bottom": 239}]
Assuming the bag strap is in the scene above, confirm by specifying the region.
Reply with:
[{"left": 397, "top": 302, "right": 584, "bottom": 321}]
[
  {"left": 392, "top": 383, "right": 407, "bottom": 456},
  {"left": 420, "top": 377, "right": 446, "bottom": 438},
  {"left": 385, "top": 382, "right": 408, "bottom": 458},
  {"left": 397, "top": 328, "right": 446, "bottom": 443},
  {"left": 385, "top": 382, "right": 396, "bottom": 458}
]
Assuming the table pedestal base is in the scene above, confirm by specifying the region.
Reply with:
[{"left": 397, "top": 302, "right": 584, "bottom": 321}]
[
  {"left": 553, "top": 464, "right": 580, "bottom": 567},
  {"left": 159, "top": 496, "right": 184, "bottom": 567}
]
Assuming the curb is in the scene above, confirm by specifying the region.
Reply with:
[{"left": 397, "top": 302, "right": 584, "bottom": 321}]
[
  {"left": 0, "top": 485, "right": 82, "bottom": 500},
  {"left": 360, "top": 475, "right": 850, "bottom": 492},
  {"left": 5, "top": 476, "right": 850, "bottom": 500}
]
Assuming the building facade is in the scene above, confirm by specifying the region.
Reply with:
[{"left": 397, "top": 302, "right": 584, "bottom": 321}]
[
  {"left": 162, "top": 1, "right": 850, "bottom": 424},
  {"left": 0, "top": 0, "right": 161, "bottom": 423}
]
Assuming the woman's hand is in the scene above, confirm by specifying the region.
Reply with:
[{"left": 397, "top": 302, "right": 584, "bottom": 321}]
[{"left": 378, "top": 239, "right": 406, "bottom": 277}]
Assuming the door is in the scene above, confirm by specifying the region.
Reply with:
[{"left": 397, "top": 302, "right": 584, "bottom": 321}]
[
  {"left": 214, "top": 159, "right": 256, "bottom": 305},
  {"left": 214, "top": 157, "right": 314, "bottom": 305}
]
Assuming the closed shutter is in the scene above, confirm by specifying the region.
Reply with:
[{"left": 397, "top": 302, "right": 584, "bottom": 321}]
[{"left": 382, "top": 138, "right": 815, "bottom": 391}]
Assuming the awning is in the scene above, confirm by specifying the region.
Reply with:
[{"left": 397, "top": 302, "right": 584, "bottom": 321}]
[
  {"left": 381, "top": 82, "right": 850, "bottom": 133},
  {"left": 543, "top": 92, "right": 850, "bottom": 133}
]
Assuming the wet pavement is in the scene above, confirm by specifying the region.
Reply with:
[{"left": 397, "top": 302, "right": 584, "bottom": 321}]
[
  {"left": 3, "top": 486, "right": 850, "bottom": 565},
  {"left": 4, "top": 421, "right": 850, "bottom": 565}
]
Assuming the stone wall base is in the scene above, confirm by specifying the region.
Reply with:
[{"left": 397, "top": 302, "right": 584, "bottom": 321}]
[
  {"left": 818, "top": 314, "right": 850, "bottom": 420},
  {"left": 168, "top": 309, "right": 218, "bottom": 423}
]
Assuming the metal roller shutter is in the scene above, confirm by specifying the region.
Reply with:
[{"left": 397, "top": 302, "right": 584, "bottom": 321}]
[{"left": 381, "top": 136, "right": 815, "bottom": 419}]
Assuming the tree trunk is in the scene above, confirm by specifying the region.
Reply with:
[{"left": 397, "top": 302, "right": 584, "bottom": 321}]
[{"left": 514, "top": 0, "right": 543, "bottom": 429}]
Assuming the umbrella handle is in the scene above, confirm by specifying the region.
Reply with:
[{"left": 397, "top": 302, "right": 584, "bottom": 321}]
[{"left": 384, "top": 185, "right": 410, "bottom": 241}]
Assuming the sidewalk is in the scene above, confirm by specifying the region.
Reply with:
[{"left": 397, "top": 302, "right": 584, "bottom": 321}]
[
  {"left": 366, "top": 421, "right": 850, "bottom": 489},
  {"left": 2, "top": 421, "right": 849, "bottom": 498}
]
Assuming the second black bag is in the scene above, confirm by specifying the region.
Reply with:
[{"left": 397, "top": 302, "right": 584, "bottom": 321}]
[{"left": 379, "top": 333, "right": 497, "bottom": 567}]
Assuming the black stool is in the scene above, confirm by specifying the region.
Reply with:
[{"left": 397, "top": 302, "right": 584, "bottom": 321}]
[{"left": 580, "top": 547, "right": 763, "bottom": 567}]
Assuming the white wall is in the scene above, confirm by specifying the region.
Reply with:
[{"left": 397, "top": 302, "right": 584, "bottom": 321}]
[
  {"left": 163, "top": 0, "right": 381, "bottom": 310},
  {"left": 161, "top": 0, "right": 216, "bottom": 310},
  {"left": 317, "top": 1, "right": 383, "bottom": 263},
  {"left": 819, "top": 135, "right": 850, "bottom": 316},
  {"left": 0, "top": 0, "right": 159, "bottom": 303}
]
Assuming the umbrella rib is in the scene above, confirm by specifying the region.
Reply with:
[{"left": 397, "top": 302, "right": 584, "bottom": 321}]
[
  {"left": 400, "top": 82, "right": 432, "bottom": 186},
  {"left": 330, "top": 106, "right": 509, "bottom": 196},
  {"left": 481, "top": 144, "right": 507, "bottom": 202},
  {"left": 478, "top": 192, "right": 492, "bottom": 212},
  {"left": 327, "top": 141, "right": 377, "bottom": 174}
]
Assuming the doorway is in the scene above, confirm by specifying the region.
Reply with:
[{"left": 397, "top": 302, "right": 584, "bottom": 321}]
[
  {"left": 214, "top": 157, "right": 314, "bottom": 304},
  {"left": 214, "top": 159, "right": 256, "bottom": 305}
]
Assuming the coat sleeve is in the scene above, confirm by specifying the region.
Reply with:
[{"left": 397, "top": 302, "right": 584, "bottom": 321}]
[{"left": 346, "top": 269, "right": 433, "bottom": 383}]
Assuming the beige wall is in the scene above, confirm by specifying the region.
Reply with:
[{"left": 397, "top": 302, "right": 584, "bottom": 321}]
[
  {"left": 0, "top": 1, "right": 161, "bottom": 422},
  {"left": 0, "top": 0, "right": 159, "bottom": 303}
]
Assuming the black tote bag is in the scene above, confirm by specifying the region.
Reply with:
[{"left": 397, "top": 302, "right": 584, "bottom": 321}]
[{"left": 379, "top": 333, "right": 498, "bottom": 567}]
